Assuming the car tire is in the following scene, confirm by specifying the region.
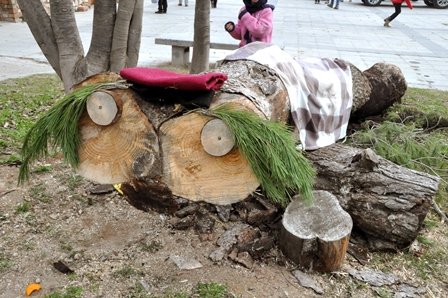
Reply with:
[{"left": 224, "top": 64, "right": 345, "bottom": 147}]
[
  {"left": 424, "top": 0, "right": 434, "bottom": 6},
  {"left": 433, "top": 0, "right": 448, "bottom": 8},
  {"left": 363, "top": 0, "right": 382, "bottom": 6}
]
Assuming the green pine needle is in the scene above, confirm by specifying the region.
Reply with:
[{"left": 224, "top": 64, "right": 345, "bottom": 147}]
[
  {"left": 18, "top": 81, "right": 129, "bottom": 184},
  {"left": 206, "top": 104, "right": 316, "bottom": 206}
]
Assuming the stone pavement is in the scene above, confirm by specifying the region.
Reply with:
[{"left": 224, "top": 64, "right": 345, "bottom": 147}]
[{"left": 0, "top": 0, "right": 447, "bottom": 90}]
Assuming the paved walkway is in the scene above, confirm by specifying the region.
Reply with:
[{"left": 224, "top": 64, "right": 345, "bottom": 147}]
[{"left": 0, "top": 0, "right": 447, "bottom": 90}]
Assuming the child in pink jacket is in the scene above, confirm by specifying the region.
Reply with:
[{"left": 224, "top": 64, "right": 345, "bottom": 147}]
[{"left": 225, "top": 0, "right": 275, "bottom": 48}]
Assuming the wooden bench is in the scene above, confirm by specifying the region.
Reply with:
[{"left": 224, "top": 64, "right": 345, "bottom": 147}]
[{"left": 155, "top": 38, "right": 238, "bottom": 66}]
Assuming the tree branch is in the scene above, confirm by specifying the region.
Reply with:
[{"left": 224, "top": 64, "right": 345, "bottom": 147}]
[
  {"left": 126, "top": 0, "right": 144, "bottom": 68},
  {"left": 50, "top": 0, "right": 85, "bottom": 91},
  {"left": 86, "top": 0, "right": 116, "bottom": 76},
  {"left": 110, "top": 0, "right": 136, "bottom": 72},
  {"left": 17, "top": 0, "right": 62, "bottom": 78}
]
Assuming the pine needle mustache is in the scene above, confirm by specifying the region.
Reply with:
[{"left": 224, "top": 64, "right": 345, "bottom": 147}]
[
  {"left": 18, "top": 81, "right": 129, "bottom": 184},
  {"left": 204, "top": 104, "right": 316, "bottom": 206}
]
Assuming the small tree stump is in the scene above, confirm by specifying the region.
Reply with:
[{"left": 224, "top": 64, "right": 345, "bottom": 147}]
[{"left": 279, "top": 190, "right": 353, "bottom": 272}]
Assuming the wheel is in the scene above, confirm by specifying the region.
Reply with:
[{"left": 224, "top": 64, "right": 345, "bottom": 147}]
[
  {"left": 424, "top": 0, "right": 434, "bottom": 6},
  {"left": 433, "top": 0, "right": 448, "bottom": 8},
  {"left": 363, "top": 0, "right": 382, "bottom": 6}
]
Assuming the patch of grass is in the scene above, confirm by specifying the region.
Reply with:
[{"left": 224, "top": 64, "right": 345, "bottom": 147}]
[
  {"left": 386, "top": 87, "right": 448, "bottom": 128},
  {"left": 127, "top": 283, "right": 151, "bottom": 298},
  {"left": 423, "top": 215, "right": 439, "bottom": 229},
  {"left": 59, "top": 242, "right": 73, "bottom": 253},
  {"left": 113, "top": 266, "right": 144, "bottom": 279},
  {"left": 374, "top": 287, "right": 393, "bottom": 298},
  {"left": 0, "top": 74, "right": 63, "bottom": 159},
  {"left": 44, "top": 286, "right": 83, "bottom": 298},
  {"left": 193, "top": 282, "right": 232, "bottom": 298},
  {"left": 0, "top": 252, "right": 11, "bottom": 273},
  {"left": 29, "top": 183, "right": 52, "bottom": 203},
  {"left": 15, "top": 201, "right": 31, "bottom": 213},
  {"left": 370, "top": 240, "right": 448, "bottom": 282},
  {"left": 0, "top": 154, "right": 21, "bottom": 165},
  {"left": 66, "top": 174, "right": 84, "bottom": 191},
  {"left": 139, "top": 240, "right": 163, "bottom": 253},
  {"left": 416, "top": 235, "right": 434, "bottom": 247},
  {"left": 348, "top": 121, "right": 448, "bottom": 208},
  {"left": 33, "top": 164, "right": 53, "bottom": 174}
]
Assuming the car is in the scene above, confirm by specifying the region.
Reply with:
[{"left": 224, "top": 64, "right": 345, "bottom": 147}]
[{"left": 361, "top": 0, "right": 448, "bottom": 9}]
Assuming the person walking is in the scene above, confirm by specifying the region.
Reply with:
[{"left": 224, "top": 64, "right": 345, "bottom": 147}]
[
  {"left": 178, "top": 0, "right": 188, "bottom": 6},
  {"left": 211, "top": 0, "right": 218, "bottom": 8},
  {"left": 327, "top": 0, "right": 339, "bottom": 9},
  {"left": 224, "top": 0, "right": 275, "bottom": 48},
  {"left": 384, "top": 0, "right": 413, "bottom": 27},
  {"left": 155, "top": 0, "right": 167, "bottom": 14}
]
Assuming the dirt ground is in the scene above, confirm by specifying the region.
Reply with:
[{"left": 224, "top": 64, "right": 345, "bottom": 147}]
[{"left": 0, "top": 158, "right": 447, "bottom": 298}]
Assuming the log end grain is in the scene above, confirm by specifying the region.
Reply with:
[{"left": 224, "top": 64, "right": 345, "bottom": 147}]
[
  {"left": 280, "top": 190, "right": 353, "bottom": 272},
  {"left": 200, "top": 118, "right": 235, "bottom": 157}
]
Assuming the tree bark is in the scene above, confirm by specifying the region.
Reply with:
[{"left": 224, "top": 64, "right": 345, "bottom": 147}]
[
  {"left": 17, "top": 0, "right": 62, "bottom": 78},
  {"left": 17, "top": 0, "right": 143, "bottom": 92},
  {"left": 306, "top": 144, "right": 440, "bottom": 251},
  {"left": 190, "top": 0, "right": 210, "bottom": 74}
]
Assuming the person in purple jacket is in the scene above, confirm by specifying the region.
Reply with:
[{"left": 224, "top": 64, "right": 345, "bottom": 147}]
[{"left": 224, "top": 0, "right": 275, "bottom": 48}]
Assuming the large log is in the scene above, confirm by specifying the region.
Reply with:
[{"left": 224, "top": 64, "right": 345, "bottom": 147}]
[
  {"left": 76, "top": 60, "right": 408, "bottom": 204},
  {"left": 306, "top": 144, "right": 440, "bottom": 251},
  {"left": 158, "top": 60, "right": 290, "bottom": 205},
  {"left": 76, "top": 73, "right": 177, "bottom": 184},
  {"left": 72, "top": 61, "right": 438, "bottom": 250}
]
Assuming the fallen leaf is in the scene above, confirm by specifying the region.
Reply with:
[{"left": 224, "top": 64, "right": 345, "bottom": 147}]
[
  {"left": 25, "top": 283, "right": 42, "bottom": 296},
  {"left": 113, "top": 183, "right": 124, "bottom": 195}
]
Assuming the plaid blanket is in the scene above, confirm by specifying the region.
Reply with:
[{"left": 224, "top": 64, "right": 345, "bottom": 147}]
[{"left": 223, "top": 42, "right": 353, "bottom": 150}]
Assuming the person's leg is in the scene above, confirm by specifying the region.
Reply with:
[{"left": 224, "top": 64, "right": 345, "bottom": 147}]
[
  {"left": 328, "top": 0, "right": 334, "bottom": 7},
  {"left": 384, "top": 4, "right": 401, "bottom": 26},
  {"left": 156, "top": 0, "right": 163, "bottom": 13},
  {"left": 185, "top": 0, "right": 188, "bottom": 6},
  {"left": 163, "top": 0, "right": 167, "bottom": 12},
  {"left": 334, "top": 0, "right": 340, "bottom": 8},
  {"left": 178, "top": 0, "right": 182, "bottom": 6}
]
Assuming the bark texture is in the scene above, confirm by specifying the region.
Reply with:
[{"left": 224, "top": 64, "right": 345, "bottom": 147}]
[
  {"left": 190, "top": 0, "right": 210, "bottom": 74},
  {"left": 306, "top": 144, "right": 440, "bottom": 251},
  {"left": 17, "top": 0, "right": 143, "bottom": 92}
]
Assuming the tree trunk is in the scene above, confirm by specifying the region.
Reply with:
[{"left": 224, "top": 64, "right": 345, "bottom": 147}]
[
  {"left": 190, "top": 0, "right": 210, "bottom": 74},
  {"left": 279, "top": 190, "right": 353, "bottom": 272},
  {"left": 17, "top": 0, "right": 143, "bottom": 92},
  {"left": 306, "top": 144, "right": 440, "bottom": 251}
]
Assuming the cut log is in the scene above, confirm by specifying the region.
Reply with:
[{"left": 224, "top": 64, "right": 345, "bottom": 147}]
[
  {"left": 77, "top": 88, "right": 160, "bottom": 184},
  {"left": 306, "top": 144, "right": 440, "bottom": 251},
  {"left": 76, "top": 60, "right": 408, "bottom": 205},
  {"left": 351, "top": 63, "right": 407, "bottom": 120},
  {"left": 86, "top": 91, "right": 121, "bottom": 126},
  {"left": 200, "top": 118, "right": 235, "bottom": 157},
  {"left": 279, "top": 190, "right": 353, "bottom": 272},
  {"left": 71, "top": 61, "right": 438, "bottom": 251},
  {"left": 156, "top": 60, "right": 291, "bottom": 205},
  {"left": 159, "top": 112, "right": 259, "bottom": 205}
]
